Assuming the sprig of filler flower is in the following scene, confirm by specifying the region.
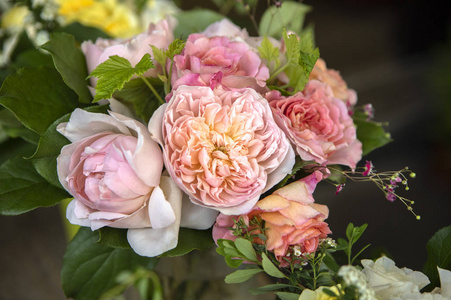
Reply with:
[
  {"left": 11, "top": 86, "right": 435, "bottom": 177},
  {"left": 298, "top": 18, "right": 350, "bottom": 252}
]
[{"left": 329, "top": 161, "right": 419, "bottom": 219}]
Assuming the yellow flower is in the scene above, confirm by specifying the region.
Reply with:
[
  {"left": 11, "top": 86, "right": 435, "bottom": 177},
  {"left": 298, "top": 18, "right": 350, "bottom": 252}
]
[
  {"left": 1, "top": 5, "right": 29, "bottom": 31},
  {"left": 56, "top": 0, "right": 140, "bottom": 38},
  {"left": 298, "top": 286, "right": 342, "bottom": 300}
]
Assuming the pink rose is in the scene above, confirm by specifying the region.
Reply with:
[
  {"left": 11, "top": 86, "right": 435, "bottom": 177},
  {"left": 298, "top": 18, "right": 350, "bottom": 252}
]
[
  {"left": 57, "top": 109, "right": 216, "bottom": 257},
  {"left": 309, "top": 58, "right": 357, "bottom": 106},
  {"left": 268, "top": 80, "right": 362, "bottom": 169},
  {"left": 149, "top": 85, "right": 295, "bottom": 215},
  {"left": 170, "top": 33, "right": 269, "bottom": 93},
  {"left": 213, "top": 171, "right": 331, "bottom": 264},
  {"left": 82, "top": 17, "right": 176, "bottom": 87}
]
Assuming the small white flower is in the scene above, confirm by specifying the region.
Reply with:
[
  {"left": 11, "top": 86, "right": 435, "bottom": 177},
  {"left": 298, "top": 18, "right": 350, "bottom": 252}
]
[{"left": 339, "top": 265, "right": 377, "bottom": 300}]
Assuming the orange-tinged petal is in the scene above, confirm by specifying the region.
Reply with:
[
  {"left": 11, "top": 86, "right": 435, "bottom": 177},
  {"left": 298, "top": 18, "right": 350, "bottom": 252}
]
[
  {"left": 273, "top": 180, "right": 313, "bottom": 204},
  {"left": 256, "top": 194, "right": 290, "bottom": 211}
]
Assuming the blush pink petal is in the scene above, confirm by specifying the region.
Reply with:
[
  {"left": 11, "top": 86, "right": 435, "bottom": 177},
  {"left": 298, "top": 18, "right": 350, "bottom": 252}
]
[{"left": 109, "top": 111, "right": 163, "bottom": 187}]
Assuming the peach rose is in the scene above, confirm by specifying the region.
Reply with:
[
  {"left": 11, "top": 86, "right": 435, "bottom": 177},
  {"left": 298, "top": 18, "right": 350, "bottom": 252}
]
[
  {"left": 268, "top": 80, "right": 362, "bottom": 169},
  {"left": 309, "top": 58, "right": 357, "bottom": 106},
  {"left": 170, "top": 33, "right": 269, "bottom": 93},
  {"left": 213, "top": 171, "right": 331, "bottom": 264},
  {"left": 149, "top": 85, "right": 295, "bottom": 215},
  {"left": 57, "top": 109, "right": 216, "bottom": 257}
]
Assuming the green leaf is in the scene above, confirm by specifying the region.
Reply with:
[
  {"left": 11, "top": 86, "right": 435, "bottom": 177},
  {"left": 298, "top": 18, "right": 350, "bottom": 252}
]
[
  {"left": 0, "top": 136, "right": 35, "bottom": 166},
  {"left": 249, "top": 283, "right": 300, "bottom": 295},
  {"left": 224, "top": 268, "right": 263, "bottom": 284},
  {"left": 352, "top": 223, "right": 368, "bottom": 242},
  {"left": 89, "top": 54, "right": 155, "bottom": 103},
  {"left": 114, "top": 77, "right": 162, "bottom": 122},
  {"left": 353, "top": 116, "right": 392, "bottom": 156},
  {"left": 352, "top": 243, "right": 371, "bottom": 264},
  {"left": 13, "top": 48, "right": 54, "bottom": 69},
  {"left": 258, "top": 37, "right": 281, "bottom": 66},
  {"left": 261, "top": 252, "right": 286, "bottom": 279},
  {"left": 284, "top": 30, "right": 301, "bottom": 65},
  {"left": 159, "top": 228, "right": 214, "bottom": 257},
  {"left": 0, "top": 108, "right": 40, "bottom": 144},
  {"left": 62, "top": 227, "right": 156, "bottom": 300},
  {"left": 275, "top": 291, "right": 301, "bottom": 300},
  {"left": 174, "top": 9, "right": 224, "bottom": 37},
  {"left": 298, "top": 26, "right": 319, "bottom": 77},
  {"left": 0, "top": 156, "right": 70, "bottom": 215},
  {"left": 98, "top": 227, "right": 131, "bottom": 249},
  {"left": 30, "top": 105, "right": 109, "bottom": 188},
  {"left": 282, "top": 28, "right": 319, "bottom": 93},
  {"left": 150, "top": 45, "right": 167, "bottom": 69},
  {"left": 0, "top": 67, "right": 79, "bottom": 135},
  {"left": 323, "top": 252, "right": 340, "bottom": 273},
  {"left": 165, "top": 38, "right": 186, "bottom": 60},
  {"left": 29, "top": 114, "right": 69, "bottom": 188},
  {"left": 346, "top": 223, "right": 355, "bottom": 241},
  {"left": 323, "top": 288, "right": 339, "bottom": 297},
  {"left": 235, "top": 238, "right": 258, "bottom": 262},
  {"left": 41, "top": 32, "right": 92, "bottom": 103},
  {"left": 423, "top": 225, "right": 451, "bottom": 289},
  {"left": 57, "top": 22, "right": 110, "bottom": 42},
  {"left": 259, "top": 2, "right": 311, "bottom": 38}
]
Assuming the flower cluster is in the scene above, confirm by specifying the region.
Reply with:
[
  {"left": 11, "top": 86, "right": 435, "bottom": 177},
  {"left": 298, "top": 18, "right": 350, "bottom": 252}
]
[
  {"left": 1, "top": 2, "right": 446, "bottom": 300},
  {"left": 56, "top": 16, "right": 368, "bottom": 259}
]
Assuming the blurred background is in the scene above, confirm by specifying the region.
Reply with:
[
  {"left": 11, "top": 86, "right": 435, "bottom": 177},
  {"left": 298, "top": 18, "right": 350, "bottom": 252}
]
[{"left": 0, "top": 0, "right": 450, "bottom": 299}]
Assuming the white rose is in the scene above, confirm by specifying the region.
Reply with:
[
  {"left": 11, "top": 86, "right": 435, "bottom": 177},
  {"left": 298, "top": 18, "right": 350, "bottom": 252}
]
[{"left": 361, "top": 256, "right": 430, "bottom": 299}]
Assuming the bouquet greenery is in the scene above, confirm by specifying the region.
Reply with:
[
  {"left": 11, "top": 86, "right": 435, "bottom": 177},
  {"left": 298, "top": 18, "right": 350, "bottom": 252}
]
[{"left": 1, "top": 0, "right": 450, "bottom": 299}]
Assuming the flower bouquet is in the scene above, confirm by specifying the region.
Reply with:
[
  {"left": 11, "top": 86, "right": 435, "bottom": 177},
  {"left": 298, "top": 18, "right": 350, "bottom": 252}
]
[{"left": 0, "top": 0, "right": 450, "bottom": 299}]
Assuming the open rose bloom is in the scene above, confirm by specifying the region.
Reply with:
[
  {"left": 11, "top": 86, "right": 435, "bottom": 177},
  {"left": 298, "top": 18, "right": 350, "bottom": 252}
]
[
  {"left": 149, "top": 85, "right": 295, "bottom": 215},
  {"left": 269, "top": 80, "right": 362, "bottom": 169},
  {"left": 213, "top": 171, "right": 331, "bottom": 265},
  {"left": 170, "top": 31, "right": 269, "bottom": 93},
  {"left": 57, "top": 109, "right": 216, "bottom": 257}
]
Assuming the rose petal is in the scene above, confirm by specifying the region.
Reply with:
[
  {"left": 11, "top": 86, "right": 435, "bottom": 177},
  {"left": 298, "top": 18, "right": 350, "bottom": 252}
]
[{"left": 127, "top": 176, "right": 183, "bottom": 257}]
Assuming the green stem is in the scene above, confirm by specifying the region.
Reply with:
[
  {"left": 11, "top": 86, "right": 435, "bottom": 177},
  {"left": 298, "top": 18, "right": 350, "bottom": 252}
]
[
  {"left": 268, "top": 62, "right": 289, "bottom": 82},
  {"left": 165, "top": 60, "right": 174, "bottom": 95},
  {"left": 139, "top": 76, "right": 165, "bottom": 105}
]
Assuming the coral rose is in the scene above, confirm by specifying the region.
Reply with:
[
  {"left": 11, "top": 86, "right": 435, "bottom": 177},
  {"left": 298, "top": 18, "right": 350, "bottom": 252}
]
[
  {"left": 57, "top": 109, "right": 215, "bottom": 257},
  {"left": 268, "top": 80, "right": 362, "bottom": 169},
  {"left": 149, "top": 85, "right": 294, "bottom": 215},
  {"left": 309, "top": 58, "right": 357, "bottom": 106},
  {"left": 82, "top": 17, "right": 175, "bottom": 87},
  {"left": 170, "top": 33, "right": 269, "bottom": 93},
  {"left": 213, "top": 171, "right": 331, "bottom": 263}
]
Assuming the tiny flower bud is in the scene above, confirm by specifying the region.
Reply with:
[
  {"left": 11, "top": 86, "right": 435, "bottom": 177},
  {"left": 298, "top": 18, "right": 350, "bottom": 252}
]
[
  {"left": 416, "top": 215, "right": 421, "bottom": 220},
  {"left": 410, "top": 172, "right": 416, "bottom": 178}
]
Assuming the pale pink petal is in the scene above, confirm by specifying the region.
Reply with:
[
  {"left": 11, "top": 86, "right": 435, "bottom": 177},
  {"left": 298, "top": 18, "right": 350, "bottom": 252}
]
[{"left": 127, "top": 175, "right": 183, "bottom": 257}]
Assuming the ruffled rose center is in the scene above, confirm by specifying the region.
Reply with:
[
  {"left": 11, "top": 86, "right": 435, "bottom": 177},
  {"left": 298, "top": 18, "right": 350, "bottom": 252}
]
[
  {"left": 166, "top": 96, "right": 269, "bottom": 206},
  {"left": 69, "top": 134, "right": 152, "bottom": 214}
]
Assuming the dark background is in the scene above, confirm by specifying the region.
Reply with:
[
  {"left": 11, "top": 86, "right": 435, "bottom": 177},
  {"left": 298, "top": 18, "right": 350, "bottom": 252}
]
[{"left": 0, "top": 0, "right": 450, "bottom": 299}]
